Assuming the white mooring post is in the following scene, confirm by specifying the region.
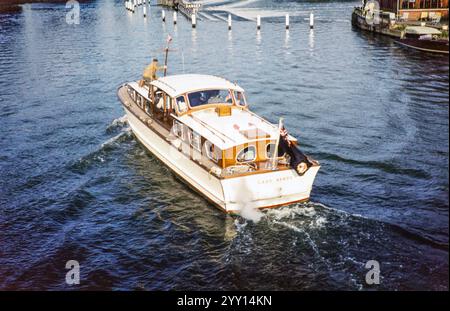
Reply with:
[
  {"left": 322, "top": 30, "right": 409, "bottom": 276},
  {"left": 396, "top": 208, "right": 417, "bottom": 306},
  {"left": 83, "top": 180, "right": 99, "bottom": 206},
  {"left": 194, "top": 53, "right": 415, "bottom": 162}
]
[
  {"left": 310, "top": 12, "right": 314, "bottom": 29},
  {"left": 143, "top": 6, "right": 147, "bottom": 17},
  {"left": 257, "top": 15, "right": 261, "bottom": 30},
  {"left": 162, "top": 10, "right": 166, "bottom": 22},
  {"left": 228, "top": 14, "right": 232, "bottom": 30},
  {"left": 191, "top": 14, "right": 196, "bottom": 28},
  {"left": 173, "top": 11, "right": 177, "bottom": 25},
  {"left": 285, "top": 14, "right": 289, "bottom": 30},
  {"left": 134, "top": 0, "right": 136, "bottom": 8}
]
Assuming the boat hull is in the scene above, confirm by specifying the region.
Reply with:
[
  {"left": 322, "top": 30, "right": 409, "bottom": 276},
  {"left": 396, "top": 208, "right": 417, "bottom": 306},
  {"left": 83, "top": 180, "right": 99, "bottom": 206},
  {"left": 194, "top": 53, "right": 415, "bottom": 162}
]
[
  {"left": 120, "top": 86, "right": 320, "bottom": 213},
  {"left": 351, "top": 9, "right": 402, "bottom": 38},
  {"left": 395, "top": 38, "right": 449, "bottom": 54}
]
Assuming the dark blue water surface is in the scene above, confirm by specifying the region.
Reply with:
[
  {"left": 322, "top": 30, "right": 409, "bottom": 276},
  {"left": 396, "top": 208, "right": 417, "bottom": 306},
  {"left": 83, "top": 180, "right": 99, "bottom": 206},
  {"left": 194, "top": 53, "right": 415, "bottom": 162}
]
[{"left": 0, "top": 0, "right": 448, "bottom": 290}]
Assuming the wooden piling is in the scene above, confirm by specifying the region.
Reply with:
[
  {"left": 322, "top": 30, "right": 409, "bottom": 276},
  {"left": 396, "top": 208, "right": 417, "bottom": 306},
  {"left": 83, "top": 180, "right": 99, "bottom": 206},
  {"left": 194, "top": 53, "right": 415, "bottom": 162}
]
[{"left": 191, "top": 14, "right": 196, "bottom": 28}]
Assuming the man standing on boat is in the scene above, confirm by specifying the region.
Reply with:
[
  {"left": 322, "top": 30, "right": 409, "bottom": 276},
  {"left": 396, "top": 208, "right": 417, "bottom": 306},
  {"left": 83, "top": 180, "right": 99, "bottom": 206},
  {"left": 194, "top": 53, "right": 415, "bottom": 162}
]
[{"left": 141, "top": 58, "right": 166, "bottom": 86}]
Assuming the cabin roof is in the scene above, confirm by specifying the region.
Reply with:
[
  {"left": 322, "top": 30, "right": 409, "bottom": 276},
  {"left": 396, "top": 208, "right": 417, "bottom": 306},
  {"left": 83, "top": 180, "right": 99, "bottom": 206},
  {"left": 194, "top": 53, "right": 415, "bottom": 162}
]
[
  {"left": 405, "top": 26, "right": 442, "bottom": 35},
  {"left": 150, "top": 74, "right": 244, "bottom": 98},
  {"left": 175, "top": 107, "right": 296, "bottom": 150}
]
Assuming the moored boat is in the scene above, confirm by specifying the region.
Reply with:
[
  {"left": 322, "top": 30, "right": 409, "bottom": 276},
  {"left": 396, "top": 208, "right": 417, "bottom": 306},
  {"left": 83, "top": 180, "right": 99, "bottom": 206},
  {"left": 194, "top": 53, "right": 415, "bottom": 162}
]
[
  {"left": 117, "top": 74, "right": 320, "bottom": 214},
  {"left": 395, "top": 26, "right": 449, "bottom": 54}
]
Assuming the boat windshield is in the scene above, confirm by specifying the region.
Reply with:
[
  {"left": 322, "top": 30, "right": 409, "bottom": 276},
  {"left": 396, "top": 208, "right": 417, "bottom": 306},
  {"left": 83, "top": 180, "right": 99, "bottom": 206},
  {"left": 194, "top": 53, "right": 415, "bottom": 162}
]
[{"left": 188, "top": 89, "right": 232, "bottom": 107}]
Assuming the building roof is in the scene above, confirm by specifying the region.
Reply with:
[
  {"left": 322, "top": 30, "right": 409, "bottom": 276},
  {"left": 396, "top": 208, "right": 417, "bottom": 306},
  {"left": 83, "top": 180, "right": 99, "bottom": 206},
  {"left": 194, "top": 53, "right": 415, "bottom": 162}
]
[{"left": 150, "top": 74, "right": 245, "bottom": 98}]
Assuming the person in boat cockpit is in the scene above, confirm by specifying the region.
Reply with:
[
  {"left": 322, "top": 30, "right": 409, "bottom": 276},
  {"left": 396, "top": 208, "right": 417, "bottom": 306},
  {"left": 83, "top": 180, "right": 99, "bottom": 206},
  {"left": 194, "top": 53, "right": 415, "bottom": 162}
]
[{"left": 141, "top": 58, "right": 166, "bottom": 86}]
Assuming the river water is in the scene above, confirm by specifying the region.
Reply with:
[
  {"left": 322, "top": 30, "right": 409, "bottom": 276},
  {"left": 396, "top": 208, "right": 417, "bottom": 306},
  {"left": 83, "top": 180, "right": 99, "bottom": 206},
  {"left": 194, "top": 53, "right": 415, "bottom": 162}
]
[{"left": 0, "top": 0, "right": 448, "bottom": 290}]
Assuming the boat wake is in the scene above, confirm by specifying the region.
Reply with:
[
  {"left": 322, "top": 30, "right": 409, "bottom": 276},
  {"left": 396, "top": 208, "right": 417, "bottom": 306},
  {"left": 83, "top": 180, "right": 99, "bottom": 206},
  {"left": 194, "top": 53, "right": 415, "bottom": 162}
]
[
  {"left": 106, "top": 114, "right": 128, "bottom": 133},
  {"left": 70, "top": 120, "right": 133, "bottom": 174},
  {"left": 239, "top": 204, "right": 264, "bottom": 223},
  {"left": 236, "top": 200, "right": 449, "bottom": 254}
]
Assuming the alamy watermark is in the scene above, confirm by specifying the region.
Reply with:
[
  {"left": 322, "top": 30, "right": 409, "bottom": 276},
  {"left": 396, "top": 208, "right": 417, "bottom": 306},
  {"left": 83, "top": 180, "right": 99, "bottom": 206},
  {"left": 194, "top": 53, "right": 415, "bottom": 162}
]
[
  {"left": 365, "top": 260, "right": 380, "bottom": 285},
  {"left": 65, "top": 260, "right": 80, "bottom": 285},
  {"left": 66, "top": 0, "right": 80, "bottom": 25}
]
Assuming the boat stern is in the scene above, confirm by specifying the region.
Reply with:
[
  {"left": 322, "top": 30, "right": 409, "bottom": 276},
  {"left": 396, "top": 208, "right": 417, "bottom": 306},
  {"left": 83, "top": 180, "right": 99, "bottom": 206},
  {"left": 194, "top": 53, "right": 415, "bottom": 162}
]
[{"left": 221, "top": 165, "right": 320, "bottom": 213}]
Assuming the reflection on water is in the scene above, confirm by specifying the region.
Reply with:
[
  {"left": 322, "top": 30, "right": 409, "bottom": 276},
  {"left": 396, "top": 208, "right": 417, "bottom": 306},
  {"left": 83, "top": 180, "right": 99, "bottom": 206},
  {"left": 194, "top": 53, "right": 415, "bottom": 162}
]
[
  {"left": 309, "top": 29, "right": 314, "bottom": 51},
  {"left": 0, "top": 0, "right": 448, "bottom": 290}
]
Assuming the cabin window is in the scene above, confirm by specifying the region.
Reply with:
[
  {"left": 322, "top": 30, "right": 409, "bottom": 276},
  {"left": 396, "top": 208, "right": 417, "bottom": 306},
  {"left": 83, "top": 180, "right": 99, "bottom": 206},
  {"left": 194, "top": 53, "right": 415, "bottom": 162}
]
[
  {"left": 204, "top": 141, "right": 218, "bottom": 162},
  {"left": 137, "top": 95, "right": 142, "bottom": 108},
  {"left": 266, "top": 143, "right": 276, "bottom": 159},
  {"left": 155, "top": 90, "right": 164, "bottom": 111},
  {"left": 127, "top": 86, "right": 133, "bottom": 96},
  {"left": 188, "top": 89, "right": 232, "bottom": 107},
  {"left": 144, "top": 99, "right": 152, "bottom": 115},
  {"left": 167, "top": 95, "right": 173, "bottom": 112},
  {"left": 189, "top": 130, "right": 202, "bottom": 151},
  {"left": 233, "top": 91, "right": 247, "bottom": 106},
  {"left": 172, "top": 120, "right": 183, "bottom": 138},
  {"left": 176, "top": 96, "right": 188, "bottom": 114},
  {"left": 237, "top": 146, "right": 257, "bottom": 163}
]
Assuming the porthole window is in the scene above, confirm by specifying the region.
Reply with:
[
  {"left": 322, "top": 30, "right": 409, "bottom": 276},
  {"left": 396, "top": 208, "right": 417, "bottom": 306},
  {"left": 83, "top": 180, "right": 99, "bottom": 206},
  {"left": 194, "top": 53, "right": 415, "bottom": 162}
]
[{"left": 237, "top": 146, "right": 256, "bottom": 162}]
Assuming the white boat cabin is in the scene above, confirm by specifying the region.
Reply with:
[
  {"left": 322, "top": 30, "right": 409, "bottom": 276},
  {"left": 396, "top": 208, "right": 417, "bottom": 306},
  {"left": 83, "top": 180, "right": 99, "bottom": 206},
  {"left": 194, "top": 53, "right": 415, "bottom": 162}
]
[{"left": 125, "top": 74, "right": 297, "bottom": 176}]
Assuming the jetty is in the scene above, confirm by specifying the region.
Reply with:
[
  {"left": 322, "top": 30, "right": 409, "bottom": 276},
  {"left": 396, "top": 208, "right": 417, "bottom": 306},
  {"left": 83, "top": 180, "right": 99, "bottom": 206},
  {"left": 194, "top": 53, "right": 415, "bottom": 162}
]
[{"left": 157, "top": 0, "right": 202, "bottom": 18}]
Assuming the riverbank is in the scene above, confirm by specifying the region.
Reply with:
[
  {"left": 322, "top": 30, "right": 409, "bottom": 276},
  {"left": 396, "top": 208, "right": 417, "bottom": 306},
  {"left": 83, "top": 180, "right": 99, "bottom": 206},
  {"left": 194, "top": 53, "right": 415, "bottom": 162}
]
[{"left": 0, "top": 0, "right": 89, "bottom": 13}]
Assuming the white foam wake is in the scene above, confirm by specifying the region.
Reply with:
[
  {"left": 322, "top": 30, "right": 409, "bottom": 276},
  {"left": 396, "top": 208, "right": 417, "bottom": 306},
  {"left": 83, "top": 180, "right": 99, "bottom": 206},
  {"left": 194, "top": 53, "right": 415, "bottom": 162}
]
[
  {"left": 106, "top": 114, "right": 128, "bottom": 132},
  {"left": 239, "top": 204, "right": 264, "bottom": 223}
]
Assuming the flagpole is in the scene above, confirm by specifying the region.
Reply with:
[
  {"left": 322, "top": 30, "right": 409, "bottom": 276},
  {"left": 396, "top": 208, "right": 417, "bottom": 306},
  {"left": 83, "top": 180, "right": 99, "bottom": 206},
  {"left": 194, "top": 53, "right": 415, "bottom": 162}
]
[
  {"left": 271, "top": 118, "right": 284, "bottom": 170},
  {"left": 164, "top": 35, "right": 172, "bottom": 77},
  {"left": 164, "top": 47, "right": 169, "bottom": 77}
]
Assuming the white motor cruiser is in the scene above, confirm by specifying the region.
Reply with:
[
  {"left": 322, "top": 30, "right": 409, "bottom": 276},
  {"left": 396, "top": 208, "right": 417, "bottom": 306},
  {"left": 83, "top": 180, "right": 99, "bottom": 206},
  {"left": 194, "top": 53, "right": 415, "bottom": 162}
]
[{"left": 117, "top": 74, "right": 320, "bottom": 213}]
